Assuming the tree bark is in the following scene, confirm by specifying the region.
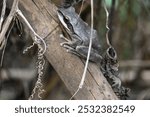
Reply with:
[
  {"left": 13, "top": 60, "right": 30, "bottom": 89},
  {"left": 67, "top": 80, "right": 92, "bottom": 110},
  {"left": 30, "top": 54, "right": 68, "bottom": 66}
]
[{"left": 18, "top": 0, "right": 118, "bottom": 100}]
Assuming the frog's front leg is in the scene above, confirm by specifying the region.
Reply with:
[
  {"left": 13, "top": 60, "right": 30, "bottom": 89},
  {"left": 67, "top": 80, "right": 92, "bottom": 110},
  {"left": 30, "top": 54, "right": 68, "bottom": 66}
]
[
  {"left": 60, "top": 34, "right": 82, "bottom": 49},
  {"left": 60, "top": 34, "right": 70, "bottom": 42},
  {"left": 76, "top": 45, "right": 103, "bottom": 63},
  {"left": 59, "top": 34, "right": 82, "bottom": 56}
]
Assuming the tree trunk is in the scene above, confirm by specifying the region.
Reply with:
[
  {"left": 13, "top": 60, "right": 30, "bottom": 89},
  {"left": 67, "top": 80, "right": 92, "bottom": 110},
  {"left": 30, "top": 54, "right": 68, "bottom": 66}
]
[{"left": 17, "top": 0, "right": 118, "bottom": 100}]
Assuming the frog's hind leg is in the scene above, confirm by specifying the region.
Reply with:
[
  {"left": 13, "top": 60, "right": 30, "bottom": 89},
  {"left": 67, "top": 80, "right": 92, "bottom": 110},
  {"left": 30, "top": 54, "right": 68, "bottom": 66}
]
[
  {"left": 63, "top": 45, "right": 81, "bottom": 57},
  {"left": 60, "top": 39, "right": 82, "bottom": 49},
  {"left": 76, "top": 46, "right": 102, "bottom": 63}
]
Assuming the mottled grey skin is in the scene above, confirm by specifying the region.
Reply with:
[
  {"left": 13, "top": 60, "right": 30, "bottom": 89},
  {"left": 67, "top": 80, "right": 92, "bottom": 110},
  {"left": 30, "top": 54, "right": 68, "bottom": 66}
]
[{"left": 57, "top": 7, "right": 102, "bottom": 63}]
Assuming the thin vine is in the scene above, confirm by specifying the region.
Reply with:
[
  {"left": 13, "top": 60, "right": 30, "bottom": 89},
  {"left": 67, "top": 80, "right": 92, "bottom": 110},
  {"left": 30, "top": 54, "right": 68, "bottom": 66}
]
[{"left": 28, "top": 42, "right": 46, "bottom": 100}]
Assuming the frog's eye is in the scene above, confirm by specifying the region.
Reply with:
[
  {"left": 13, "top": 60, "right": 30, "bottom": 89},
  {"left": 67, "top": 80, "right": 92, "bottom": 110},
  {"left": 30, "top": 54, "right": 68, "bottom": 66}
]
[
  {"left": 65, "top": 16, "right": 69, "bottom": 20},
  {"left": 64, "top": 16, "right": 70, "bottom": 23}
]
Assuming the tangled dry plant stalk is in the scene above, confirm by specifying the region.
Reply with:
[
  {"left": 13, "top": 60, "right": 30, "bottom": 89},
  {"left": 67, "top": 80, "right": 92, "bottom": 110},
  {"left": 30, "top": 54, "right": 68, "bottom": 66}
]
[{"left": 0, "top": 0, "right": 47, "bottom": 100}]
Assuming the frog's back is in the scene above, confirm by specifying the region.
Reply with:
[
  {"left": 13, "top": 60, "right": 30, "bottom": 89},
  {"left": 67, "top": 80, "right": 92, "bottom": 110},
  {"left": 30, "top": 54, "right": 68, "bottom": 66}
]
[{"left": 61, "top": 7, "right": 101, "bottom": 50}]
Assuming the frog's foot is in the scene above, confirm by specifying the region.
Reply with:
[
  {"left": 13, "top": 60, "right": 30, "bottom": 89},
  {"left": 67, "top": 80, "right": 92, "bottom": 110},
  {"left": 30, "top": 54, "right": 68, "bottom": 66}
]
[
  {"left": 60, "top": 34, "right": 72, "bottom": 47},
  {"left": 63, "top": 44, "right": 73, "bottom": 50},
  {"left": 76, "top": 46, "right": 102, "bottom": 63},
  {"left": 60, "top": 39, "right": 82, "bottom": 50},
  {"left": 60, "top": 34, "right": 70, "bottom": 42},
  {"left": 60, "top": 41, "right": 71, "bottom": 47},
  {"left": 63, "top": 44, "right": 81, "bottom": 57}
]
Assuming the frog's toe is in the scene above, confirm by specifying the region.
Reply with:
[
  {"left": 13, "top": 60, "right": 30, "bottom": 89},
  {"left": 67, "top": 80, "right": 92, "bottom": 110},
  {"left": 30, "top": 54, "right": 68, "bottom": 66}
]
[
  {"left": 60, "top": 42, "right": 68, "bottom": 46},
  {"left": 63, "top": 44, "right": 73, "bottom": 49},
  {"left": 60, "top": 34, "right": 70, "bottom": 42},
  {"left": 60, "top": 42, "right": 64, "bottom": 46},
  {"left": 60, "top": 34, "right": 64, "bottom": 38}
]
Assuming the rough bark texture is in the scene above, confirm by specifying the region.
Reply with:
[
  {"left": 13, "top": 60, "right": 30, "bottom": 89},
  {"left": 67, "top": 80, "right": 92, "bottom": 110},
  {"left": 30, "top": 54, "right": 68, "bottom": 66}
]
[{"left": 18, "top": 0, "right": 118, "bottom": 99}]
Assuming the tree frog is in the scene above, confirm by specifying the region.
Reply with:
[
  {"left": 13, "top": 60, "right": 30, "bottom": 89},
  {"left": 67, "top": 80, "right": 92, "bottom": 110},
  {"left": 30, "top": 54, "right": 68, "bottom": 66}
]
[{"left": 57, "top": 7, "right": 102, "bottom": 63}]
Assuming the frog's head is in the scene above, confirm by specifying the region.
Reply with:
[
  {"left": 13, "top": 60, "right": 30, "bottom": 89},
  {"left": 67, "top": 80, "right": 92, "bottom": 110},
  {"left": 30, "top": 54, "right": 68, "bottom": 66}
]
[{"left": 57, "top": 7, "right": 78, "bottom": 32}]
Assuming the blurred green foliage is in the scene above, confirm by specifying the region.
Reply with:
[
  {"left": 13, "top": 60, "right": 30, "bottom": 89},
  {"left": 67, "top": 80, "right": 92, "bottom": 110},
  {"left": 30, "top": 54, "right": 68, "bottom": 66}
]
[{"left": 92, "top": 0, "right": 150, "bottom": 60}]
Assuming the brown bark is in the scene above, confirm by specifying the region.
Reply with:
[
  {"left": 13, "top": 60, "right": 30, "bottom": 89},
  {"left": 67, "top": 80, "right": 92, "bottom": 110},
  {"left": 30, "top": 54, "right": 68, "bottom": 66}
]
[{"left": 18, "top": 0, "right": 118, "bottom": 99}]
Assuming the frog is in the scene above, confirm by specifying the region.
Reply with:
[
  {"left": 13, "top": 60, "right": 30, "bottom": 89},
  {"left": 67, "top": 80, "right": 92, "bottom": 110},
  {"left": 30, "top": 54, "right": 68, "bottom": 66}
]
[{"left": 57, "top": 6, "right": 102, "bottom": 63}]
